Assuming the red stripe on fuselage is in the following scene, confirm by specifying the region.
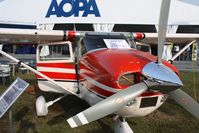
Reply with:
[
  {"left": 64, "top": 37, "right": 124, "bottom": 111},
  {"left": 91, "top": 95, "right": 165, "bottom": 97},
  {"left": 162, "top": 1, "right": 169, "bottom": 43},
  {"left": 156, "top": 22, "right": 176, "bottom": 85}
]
[
  {"left": 37, "top": 63, "right": 76, "bottom": 69},
  {"left": 140, "top": 91, "right": 162, "bottom": 97},
  {"left": 85, "top": 81, "right": 114, "bottom": 97},
  {"left": 81, "top": 75, "right": 162, "bottom": 98},
  {"left": 82, "top": 77, "right": 162, "bottom": 98},
  {"left": 36, "top": 71, "right": 77, "bottom": 80}
]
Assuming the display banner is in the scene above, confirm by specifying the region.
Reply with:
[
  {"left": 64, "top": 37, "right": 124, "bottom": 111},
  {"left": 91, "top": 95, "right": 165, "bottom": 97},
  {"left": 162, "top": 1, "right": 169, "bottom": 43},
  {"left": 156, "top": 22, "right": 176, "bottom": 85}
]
[{"left": 0, "top": 0, "right": 199, "bottom": 25}]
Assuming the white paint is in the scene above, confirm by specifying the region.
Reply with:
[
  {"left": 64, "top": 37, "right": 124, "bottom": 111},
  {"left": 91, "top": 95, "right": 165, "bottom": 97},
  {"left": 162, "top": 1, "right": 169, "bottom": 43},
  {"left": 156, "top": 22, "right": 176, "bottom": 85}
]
[
  {"left": 77, "top": 112, "right": 88, "bottom": 124},
  {"left": 82, "top": 74, "right": 121, "bottom": 93},
  {"left": 162, "top": 44, "right": 173, "bottom": 61},
  {"left": 0, "top": 44, "right": 3, "bottom": 50},
  {"left": 36, "top": 96, "right": 48, "bottom": 116},
  {"left": 115, "top": 95, "right": 166, "bottom": 117},
  {"left": 67, "top": 118, "right": 77, "bottom": 128},
  {"left": 114, "top": 118, "right": 134, "bottom": 133},
  {"left": 37, "top": 67, "right": 76, "bottom": 74},
  {"left": 79, "top": 83, "right": 104, "bottom": 106},
  {"left": 104, "top": 39, "right": 130, "bottom": 49},
  {"left": 93, "top": 23, "right": 114, "bottom": 32},
  {"left": 40, "top": 46, "right": 50, "bottom": 57},
  {"left": 38, "top": 80, "right": 78, "bottom": 93}
]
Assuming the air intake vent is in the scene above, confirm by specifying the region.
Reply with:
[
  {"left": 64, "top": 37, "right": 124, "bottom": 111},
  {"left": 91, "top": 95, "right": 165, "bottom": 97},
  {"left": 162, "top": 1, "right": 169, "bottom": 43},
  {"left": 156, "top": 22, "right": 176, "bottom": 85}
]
[{"left": 140, "top": 97, "right": 158, "bottom": 108}]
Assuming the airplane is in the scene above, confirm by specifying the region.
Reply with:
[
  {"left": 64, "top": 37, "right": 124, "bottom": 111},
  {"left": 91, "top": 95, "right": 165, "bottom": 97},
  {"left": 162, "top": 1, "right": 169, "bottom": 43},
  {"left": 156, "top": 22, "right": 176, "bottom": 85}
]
[{"left": 0, "top": 0, "right": 199, "bottom": 132}]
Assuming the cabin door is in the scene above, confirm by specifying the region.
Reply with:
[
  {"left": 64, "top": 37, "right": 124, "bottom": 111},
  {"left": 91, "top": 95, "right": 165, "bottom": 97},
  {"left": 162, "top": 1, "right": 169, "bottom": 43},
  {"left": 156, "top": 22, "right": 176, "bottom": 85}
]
[{"left": 36, "top": 41, "right": 78, "bottom": 93}]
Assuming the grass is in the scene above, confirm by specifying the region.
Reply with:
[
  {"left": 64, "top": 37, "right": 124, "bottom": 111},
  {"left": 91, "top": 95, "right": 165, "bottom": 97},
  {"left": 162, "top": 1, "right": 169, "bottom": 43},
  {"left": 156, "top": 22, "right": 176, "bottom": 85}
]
[{"left": 0, "top": 71, "right": 199, "bottom": 133}]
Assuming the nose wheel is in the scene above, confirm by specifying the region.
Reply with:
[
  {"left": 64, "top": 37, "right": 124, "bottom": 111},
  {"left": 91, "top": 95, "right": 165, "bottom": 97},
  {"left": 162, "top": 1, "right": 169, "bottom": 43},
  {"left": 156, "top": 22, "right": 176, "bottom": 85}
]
[{"left": 114, "top": 116, "right": 134, "bottom": 133}]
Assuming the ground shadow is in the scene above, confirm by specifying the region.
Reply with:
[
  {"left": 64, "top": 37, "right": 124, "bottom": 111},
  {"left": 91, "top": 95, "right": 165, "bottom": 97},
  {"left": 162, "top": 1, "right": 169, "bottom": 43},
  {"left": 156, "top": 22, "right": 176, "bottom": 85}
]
[
  {"left": 47, "top": 114, "right": 66, "bottom": 126},
  {"left": 58, "top": 95, "right": 90, "bottom": 117},
  {"left": 94, "top": 120, "right": 113, "bottom": 133},
  {"left": 43, "top": 94, "right": 89, "bottom": 126},
  {"left": 14, "top": 106, "right": 29, "bottom": 121},
  {"left": 14, "top": 106, "right": 38, "bottom": 133},
  {"left": 158, "top": 99, "right": 181, "bottom": 116},
  {"left": 16, "top": 119, "right": 38, "bottom": 133}
]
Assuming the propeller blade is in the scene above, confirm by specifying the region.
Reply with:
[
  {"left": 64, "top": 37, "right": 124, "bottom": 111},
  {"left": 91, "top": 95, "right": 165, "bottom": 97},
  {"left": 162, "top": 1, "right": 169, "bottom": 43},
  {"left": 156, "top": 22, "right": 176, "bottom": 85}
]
[
  {"left": 67, "top": 82, "right": 148, "bottom": 128},
  {"left": 157, "top": 0, "right": 171, "bottom": 64},
  {"left": 169, "top": 89, "right": 199, "bottom": 119}
]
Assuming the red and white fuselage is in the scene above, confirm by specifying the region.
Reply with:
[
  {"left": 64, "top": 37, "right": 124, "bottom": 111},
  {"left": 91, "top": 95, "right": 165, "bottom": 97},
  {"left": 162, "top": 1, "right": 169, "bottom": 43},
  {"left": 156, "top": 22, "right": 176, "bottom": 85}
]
[{"left": 35, "top": 34, "right": 179, "bottom": 118}]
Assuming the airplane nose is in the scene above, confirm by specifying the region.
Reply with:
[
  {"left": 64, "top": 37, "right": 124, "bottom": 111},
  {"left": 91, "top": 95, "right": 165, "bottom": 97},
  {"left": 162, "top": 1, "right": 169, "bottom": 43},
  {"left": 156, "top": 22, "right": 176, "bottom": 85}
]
[{"left": 141, "top": 62, "right": 183, "bottom": 93}]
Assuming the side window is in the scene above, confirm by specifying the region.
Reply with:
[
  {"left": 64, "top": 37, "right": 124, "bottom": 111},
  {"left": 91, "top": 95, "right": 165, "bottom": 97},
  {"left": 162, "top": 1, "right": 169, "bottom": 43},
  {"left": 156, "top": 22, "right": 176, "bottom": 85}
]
[
  {"left": 136, "top": 43, "right": 151, "bottom": 54},
  {"left": 38, "top": 42, "right": 73, "bottom": 62}
]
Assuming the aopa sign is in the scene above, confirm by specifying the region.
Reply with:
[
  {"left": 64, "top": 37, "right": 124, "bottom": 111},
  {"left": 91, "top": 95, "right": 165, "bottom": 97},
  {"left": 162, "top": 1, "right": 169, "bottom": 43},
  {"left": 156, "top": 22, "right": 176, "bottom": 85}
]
[{"left": 46, "top": 0, "right": 101, "bottom": 18}]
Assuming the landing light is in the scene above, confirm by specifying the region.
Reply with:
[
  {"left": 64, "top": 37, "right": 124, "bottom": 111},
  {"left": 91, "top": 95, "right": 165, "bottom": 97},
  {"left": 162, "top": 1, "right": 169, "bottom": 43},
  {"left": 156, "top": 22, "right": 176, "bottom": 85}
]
[
  {"left": 127, "top": 99, "right": 136, "bottom": 107},
  {"left": 161, "top": 95, "right": 168, "bottom": 103}
]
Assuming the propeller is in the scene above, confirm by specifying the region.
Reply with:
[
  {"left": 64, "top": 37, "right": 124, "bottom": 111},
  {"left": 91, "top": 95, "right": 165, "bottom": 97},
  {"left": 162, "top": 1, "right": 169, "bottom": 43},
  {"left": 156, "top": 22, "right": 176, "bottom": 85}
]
[
  {"left": 157, "top": 0, "right": 171, "bottom": 64},
  {"left": 169, "top": 89, "right": 199, "bottom": 119},
  {"left": 67, "top": 60, "right": 185, "bottom": 128},
  {"left": 67, "top": 82, "right": 148, "bottom": 128}
]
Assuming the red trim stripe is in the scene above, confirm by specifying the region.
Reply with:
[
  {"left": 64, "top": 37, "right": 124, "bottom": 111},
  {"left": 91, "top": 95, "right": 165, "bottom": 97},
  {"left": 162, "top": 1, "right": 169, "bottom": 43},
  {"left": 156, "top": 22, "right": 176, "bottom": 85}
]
[
  {"left": 82, "top": 78, "right": 162, "bottom": 98},
  {"left": 85, "top": 82, "right": 114, "bottom": 97},
  {"left": 140, "top": 91, "right": 162, "bottom": 97},
  {"left": 36, "top": 72, "right": 77, "bottom": 80},
  {"left": 37, "top": 63, "right": 75, "bottom": 69}
]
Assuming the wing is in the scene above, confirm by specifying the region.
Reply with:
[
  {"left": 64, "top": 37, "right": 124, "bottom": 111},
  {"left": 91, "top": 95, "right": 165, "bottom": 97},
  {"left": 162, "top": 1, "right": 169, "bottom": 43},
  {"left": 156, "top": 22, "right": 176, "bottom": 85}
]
[
  {"left": 143, "top": 33, "right": 199, "bottom": 44},
  {"left": 0, "top": 28, "right": 78, "bottom": 43},
  {"left": 1, "top": 28, "right": 198, "bottom": 44},
  {"left": 0, "top": 28, "right": 145, "bottom": 44}
]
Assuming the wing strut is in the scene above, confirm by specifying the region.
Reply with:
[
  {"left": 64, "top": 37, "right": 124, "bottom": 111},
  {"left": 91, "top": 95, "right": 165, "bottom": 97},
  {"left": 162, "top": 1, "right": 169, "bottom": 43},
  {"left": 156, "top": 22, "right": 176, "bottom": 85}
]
[{"left": 170, "top": 40, "right": 196, "bottom": 61}]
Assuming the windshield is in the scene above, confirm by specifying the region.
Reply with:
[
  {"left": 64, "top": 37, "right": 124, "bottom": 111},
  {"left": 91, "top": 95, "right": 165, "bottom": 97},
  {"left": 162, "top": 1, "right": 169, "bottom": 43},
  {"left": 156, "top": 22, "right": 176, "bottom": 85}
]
[{"left": 82, "top": 34, "right": 130, "bottom": 52}]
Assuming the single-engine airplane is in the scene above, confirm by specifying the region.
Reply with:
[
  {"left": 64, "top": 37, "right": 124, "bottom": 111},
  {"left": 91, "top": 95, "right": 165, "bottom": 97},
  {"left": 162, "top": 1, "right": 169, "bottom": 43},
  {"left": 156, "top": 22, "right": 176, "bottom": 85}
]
[{"left": 0, "top": 0, "right": 199, "bottom": 132}]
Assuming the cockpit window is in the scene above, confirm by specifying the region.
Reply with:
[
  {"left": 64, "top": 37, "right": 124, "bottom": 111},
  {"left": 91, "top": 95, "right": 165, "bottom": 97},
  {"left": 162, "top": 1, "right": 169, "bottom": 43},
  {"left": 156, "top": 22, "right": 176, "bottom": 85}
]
[
  {"left": 39, "top": 44, "right": 71, "bottom": 61},
  {"left": 82, "top": 34, "right": 129, "bottom": 52}
]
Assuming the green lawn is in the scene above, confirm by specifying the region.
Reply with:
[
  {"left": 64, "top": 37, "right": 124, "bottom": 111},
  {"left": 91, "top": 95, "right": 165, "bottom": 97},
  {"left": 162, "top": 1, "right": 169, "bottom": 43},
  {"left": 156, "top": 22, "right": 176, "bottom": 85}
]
[{"left": 0, "top": 71, "right": 199, "bottom": 133}]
